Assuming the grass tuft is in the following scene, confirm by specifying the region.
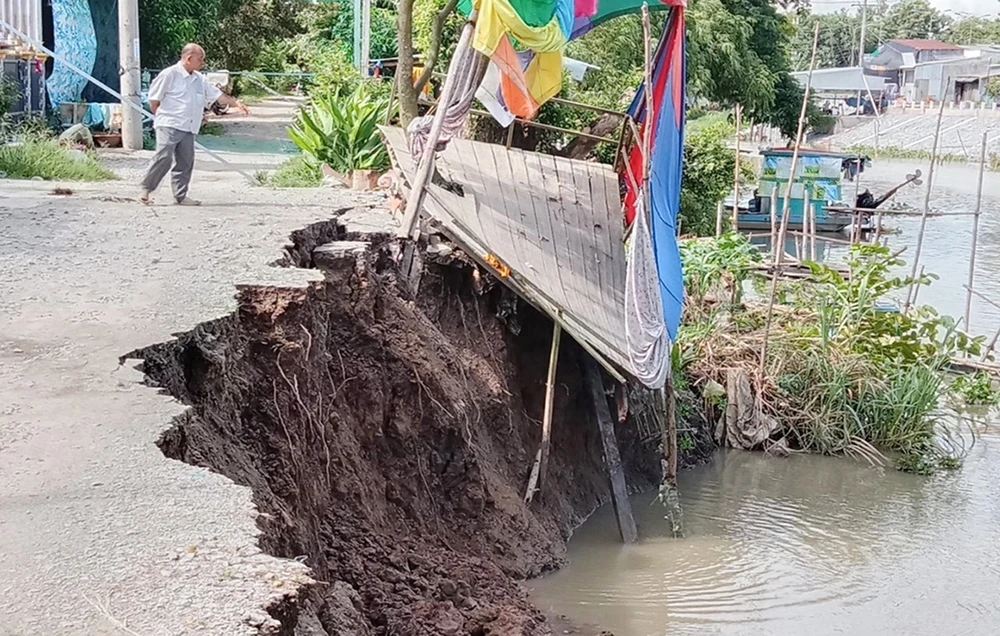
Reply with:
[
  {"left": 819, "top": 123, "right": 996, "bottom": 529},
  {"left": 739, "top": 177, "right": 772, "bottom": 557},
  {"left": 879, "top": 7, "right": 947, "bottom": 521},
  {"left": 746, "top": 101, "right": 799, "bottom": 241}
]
[
  {"left": 260, "top": 156, "right": 322, "bottom": 188},
  {"left": 0, "top": 140, "right": 116, "bottom": 181}
]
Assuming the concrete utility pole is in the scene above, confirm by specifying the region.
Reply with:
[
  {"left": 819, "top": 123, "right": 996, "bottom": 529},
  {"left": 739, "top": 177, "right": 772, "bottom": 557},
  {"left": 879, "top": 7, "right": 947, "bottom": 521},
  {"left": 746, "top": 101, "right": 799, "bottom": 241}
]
[
  {"left": 856, "top": 0, "right": 869, "bottom": 114},
  {"left": 118, "top": 0, "right": 142, "bottom": 150},
  {"left": 858, "top": 0, "right": 869, "bottom": 67},
  {"left": 361, "top": 0, "right": 371, "bottom": 76},
  {"left": 353, "top": 0, "right": 371, "bottom": 76}
]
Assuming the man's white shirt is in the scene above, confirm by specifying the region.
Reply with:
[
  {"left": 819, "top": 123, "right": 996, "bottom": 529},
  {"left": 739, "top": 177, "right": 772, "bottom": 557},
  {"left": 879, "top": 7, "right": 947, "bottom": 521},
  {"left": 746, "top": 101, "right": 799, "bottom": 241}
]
[{"left": 148, "top": 63, "right": 223, "bottom": 134}]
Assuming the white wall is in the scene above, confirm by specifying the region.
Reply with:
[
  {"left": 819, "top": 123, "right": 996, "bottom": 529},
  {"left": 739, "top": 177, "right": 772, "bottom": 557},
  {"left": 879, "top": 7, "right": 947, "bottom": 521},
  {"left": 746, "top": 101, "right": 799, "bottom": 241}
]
[{"left": 0, "top": 0, "right": 43, "bottom": 47}]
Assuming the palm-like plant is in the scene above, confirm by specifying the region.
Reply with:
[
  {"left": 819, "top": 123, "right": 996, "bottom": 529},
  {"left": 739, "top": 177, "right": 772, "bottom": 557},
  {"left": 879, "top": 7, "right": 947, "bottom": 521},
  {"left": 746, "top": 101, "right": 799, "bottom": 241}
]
[{"left": 288, "top": 83, "right": 393, "bottom": 174}]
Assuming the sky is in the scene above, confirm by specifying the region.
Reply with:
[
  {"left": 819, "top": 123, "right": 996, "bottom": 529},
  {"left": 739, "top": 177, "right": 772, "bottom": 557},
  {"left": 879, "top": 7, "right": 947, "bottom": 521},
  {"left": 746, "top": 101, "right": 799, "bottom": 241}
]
[{"left": 813, "top": 0, "right": 999, "bottom": 18}]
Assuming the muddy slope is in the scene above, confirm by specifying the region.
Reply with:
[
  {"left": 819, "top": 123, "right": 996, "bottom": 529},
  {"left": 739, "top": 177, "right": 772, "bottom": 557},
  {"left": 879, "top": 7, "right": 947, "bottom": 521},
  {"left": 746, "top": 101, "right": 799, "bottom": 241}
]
[{"left": 129, "top": 229, "right": 712, "bottom": 635}]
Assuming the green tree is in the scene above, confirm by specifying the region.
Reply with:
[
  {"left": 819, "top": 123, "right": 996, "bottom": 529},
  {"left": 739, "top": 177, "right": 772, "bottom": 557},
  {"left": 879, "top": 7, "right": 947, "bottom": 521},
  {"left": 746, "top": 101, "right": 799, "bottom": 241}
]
[
  {"left": 881, "top": 0, "right": 951, "bottom": 41},
  {"left": 680, "top": 120, "right": 738, "bottom": 237},
  {"left": 944, "top": 17, "right": 1000, "bottom": 46},
  {"left": 789, "top": 10, "right": 862, "bottom": 70}
]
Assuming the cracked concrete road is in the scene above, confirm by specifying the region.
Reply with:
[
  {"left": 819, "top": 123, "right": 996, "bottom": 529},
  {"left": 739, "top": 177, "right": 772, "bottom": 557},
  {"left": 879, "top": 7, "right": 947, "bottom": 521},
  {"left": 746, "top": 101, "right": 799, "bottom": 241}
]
[{"left": 0, "top": 100, "right": 397, "bottom": 635}]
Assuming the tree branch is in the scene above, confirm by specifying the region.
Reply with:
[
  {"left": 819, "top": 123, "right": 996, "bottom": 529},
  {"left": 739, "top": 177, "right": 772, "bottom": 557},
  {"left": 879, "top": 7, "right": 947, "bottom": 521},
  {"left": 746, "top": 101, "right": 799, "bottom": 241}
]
[{"left": 414, "top": 0, "right": 460, "bottom": 94}]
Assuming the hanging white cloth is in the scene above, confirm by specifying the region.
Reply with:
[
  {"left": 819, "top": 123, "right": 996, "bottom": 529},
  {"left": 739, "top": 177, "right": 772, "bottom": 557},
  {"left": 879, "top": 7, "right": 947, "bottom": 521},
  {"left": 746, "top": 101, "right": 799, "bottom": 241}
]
[{"left": 625, "top": 190, "right": 671, "bottom": 389}]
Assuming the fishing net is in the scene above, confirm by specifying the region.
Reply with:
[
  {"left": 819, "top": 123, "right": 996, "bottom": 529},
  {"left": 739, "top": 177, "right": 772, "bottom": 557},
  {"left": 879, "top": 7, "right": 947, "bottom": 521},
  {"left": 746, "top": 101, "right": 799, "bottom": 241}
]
[{"left": 625, "top": 191, "right": 671, "bottom": 390}]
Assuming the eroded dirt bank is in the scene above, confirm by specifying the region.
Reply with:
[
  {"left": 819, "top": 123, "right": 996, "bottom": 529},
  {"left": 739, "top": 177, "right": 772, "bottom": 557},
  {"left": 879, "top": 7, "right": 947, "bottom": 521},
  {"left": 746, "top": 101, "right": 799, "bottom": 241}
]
[{"left": 126, "top": 225, "right": 713, "bottom": 635}]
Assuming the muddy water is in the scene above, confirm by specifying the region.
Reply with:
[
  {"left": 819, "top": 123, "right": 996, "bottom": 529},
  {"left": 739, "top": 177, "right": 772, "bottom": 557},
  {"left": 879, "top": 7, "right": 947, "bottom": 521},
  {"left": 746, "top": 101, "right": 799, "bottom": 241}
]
[
  {"left": 530, "top": 161, "right": 1000, "bottom": 635},
  {"left": 531, "top": 436, "right": 1000, "bottom": 636}
]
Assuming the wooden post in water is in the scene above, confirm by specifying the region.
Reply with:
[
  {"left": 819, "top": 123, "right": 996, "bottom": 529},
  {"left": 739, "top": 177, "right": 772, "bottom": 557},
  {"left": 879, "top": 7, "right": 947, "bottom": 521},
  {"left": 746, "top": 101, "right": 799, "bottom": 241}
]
[
  {"left": 905, "top": 99, "right": 947, "bottom": 312},
  {"left": 733, "top": 104, "right": 743, "bottom": 231},
  {"left": 584, "top": 357, "right": 638, "bottom": 544},
  {"left": 964, "top": 132, "right": 988, "bottom": 336},
  {"left": 524, "top": 321, "right": 562, "bottom": 504},
  {"left": 760, "top": 23, "right": 819, "bottom": 374}
]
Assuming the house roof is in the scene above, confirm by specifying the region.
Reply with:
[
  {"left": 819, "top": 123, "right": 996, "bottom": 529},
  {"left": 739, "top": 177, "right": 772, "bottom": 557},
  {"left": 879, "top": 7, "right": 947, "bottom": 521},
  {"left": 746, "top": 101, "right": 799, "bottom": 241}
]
[{"left": 890, "top": 39, "right": 963, "bottom": 52}]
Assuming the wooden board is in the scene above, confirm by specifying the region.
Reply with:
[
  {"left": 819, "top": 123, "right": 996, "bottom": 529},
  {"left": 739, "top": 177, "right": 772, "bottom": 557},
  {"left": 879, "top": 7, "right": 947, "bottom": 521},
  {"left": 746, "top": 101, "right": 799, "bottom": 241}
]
[{"left": 382, "top": 127, "right": 630, "bottom": 373}]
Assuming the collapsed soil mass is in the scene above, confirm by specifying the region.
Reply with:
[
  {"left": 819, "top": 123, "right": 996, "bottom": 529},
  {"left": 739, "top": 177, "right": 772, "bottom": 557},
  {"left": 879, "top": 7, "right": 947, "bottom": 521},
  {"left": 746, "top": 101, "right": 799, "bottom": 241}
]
[{"left": 127, "top": 221, "right": 713, "bottom": 635}]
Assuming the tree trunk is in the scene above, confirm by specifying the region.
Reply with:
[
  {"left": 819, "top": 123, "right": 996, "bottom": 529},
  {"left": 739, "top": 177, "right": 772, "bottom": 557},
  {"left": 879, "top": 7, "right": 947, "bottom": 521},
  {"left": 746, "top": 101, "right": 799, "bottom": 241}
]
[
  {"left": 397, "top": 0, "right": 419, "bottom": 126},
  {"left": 558, "top": 113, "right": 621, "bottom": 160},
  {"left": 415, "top": 0, "right": 459, "bottom": 94}
]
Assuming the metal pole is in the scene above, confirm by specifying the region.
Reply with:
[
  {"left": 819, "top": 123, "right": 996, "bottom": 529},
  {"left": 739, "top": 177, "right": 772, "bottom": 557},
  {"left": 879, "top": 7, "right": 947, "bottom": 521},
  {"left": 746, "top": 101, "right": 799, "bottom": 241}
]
[
  {"left": 964, "top": 131, "right": 988, "bottom": 335},
  {"left": 118, "top": 0, "right": 143, "bottom": 150},
  {"left": 397, "top": 11, "right": 478, "bottom": 240}
]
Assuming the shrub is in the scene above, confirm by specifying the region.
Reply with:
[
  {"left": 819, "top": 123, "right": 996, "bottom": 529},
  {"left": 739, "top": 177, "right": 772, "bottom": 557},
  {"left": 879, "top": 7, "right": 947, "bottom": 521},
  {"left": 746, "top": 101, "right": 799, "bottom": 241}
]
[{"left": 287, "top": 82, "right": 393, "bottom": 174}]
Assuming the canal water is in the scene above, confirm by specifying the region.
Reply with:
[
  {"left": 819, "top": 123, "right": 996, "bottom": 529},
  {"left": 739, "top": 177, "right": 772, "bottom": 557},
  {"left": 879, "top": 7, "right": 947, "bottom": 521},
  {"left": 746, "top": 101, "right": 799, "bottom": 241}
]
[{"left": 530, "top": 160, "right": 1000, "bottom": 635}]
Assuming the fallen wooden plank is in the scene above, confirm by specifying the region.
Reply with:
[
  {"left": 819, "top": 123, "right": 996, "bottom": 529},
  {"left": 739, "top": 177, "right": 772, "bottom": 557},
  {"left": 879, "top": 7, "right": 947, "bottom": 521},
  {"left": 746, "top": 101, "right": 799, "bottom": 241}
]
[{"left": 584, "top": 356, "right": 638, "bottom": 544}]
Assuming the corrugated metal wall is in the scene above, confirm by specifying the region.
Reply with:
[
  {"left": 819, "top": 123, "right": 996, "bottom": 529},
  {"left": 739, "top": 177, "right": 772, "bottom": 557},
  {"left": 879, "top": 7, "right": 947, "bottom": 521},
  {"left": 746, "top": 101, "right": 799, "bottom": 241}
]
[{"left": 0, "top": 0, "right": 44, "bottom": 46}]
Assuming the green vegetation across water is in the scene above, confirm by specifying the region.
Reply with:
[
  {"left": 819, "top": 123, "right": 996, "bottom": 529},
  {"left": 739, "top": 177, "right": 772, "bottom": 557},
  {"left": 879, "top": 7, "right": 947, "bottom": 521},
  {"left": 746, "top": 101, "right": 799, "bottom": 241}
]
[{"left": 678, "top": 234, "right": 991, "bottom": 474}]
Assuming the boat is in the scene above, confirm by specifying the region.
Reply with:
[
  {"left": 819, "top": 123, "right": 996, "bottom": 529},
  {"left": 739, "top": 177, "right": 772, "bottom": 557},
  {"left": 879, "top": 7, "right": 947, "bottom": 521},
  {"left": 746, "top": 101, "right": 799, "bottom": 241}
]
[{"left": 726, "top": 149, "right": 874, "bottom": 234}]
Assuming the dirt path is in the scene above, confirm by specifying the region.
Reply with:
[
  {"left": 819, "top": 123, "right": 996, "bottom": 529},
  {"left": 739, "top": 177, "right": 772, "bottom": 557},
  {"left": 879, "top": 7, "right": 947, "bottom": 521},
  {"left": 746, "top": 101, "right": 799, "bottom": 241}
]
[{"left": 0, "top": 100, "right": 391, "bottom": 634}]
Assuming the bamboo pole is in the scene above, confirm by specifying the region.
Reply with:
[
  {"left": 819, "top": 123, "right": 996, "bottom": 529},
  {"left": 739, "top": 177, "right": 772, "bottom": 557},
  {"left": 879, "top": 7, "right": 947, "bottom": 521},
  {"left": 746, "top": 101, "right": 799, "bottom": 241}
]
[
  {"left": 759, "top": 23, "right": 820, "bottom": 374},
  {"left": 805, "top": 187, "right": 816, "bottom": 263},
  {"left": 769, "top": 187, "right": 779, "bottom": 257},
  {"left": 905, "top": 98, "right": 947, "bottom": 312},
  {"left": 983, "top": 328, "right": 1000, "bottom": 364},
  {"left": 663, "top": 383, "right": 678, "bottom": 488},
  {"left": 398, "top": 10, "right": 478, "bottom": 241},
  {"left": 733, "top": 104, "right": 743, "bottom": 231},
  {"left": 641, "top": 5, "right": 654, "bottom": 188},
  {"left": 642, "top": 2, "right": 680, "bottom": 532},
  {"left": 964, "top": 131, "right": 988, "bottom": 336},
  {"left": 525, "top": 321, "right": 562, "bottom": 503},
  {"left": 912, "top": 265, "right": 926, "bottom": 307},
  {"left": 716, "top": 200, "right": 724, "bottom": 237}
]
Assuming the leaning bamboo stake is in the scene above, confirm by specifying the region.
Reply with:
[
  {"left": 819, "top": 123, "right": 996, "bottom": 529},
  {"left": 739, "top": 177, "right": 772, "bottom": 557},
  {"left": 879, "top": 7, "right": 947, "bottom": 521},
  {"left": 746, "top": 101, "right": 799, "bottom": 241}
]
[
  {"left": 964, "top": 131, "right": 988, "bottom": 336},
  {"left": 733, "top": 104, "right": 743, "bottom": 231},
  {"left": 642, "top": 3, "right": 680, "bottom": 533},
  {"left": 760, "top": 23, "right": 819, "bottom": 374},
  {"left": 905, "top": 98, "right": 947, "bottom": 312},
  {"left": 716, "top": 201, "right": 725, "bottom": 237},
  {"left": 525, "top": 321, "right": 562, "bottom": 503},
  {"left": 398, "top": 10, "right": 478, "bottom": 241}
]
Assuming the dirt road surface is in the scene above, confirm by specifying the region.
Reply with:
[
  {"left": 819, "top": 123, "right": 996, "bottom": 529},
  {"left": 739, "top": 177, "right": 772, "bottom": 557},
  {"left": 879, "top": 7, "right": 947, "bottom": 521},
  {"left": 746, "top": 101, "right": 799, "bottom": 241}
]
[{"left": 0, "top": 100, "right": 392, "bottom": 634}]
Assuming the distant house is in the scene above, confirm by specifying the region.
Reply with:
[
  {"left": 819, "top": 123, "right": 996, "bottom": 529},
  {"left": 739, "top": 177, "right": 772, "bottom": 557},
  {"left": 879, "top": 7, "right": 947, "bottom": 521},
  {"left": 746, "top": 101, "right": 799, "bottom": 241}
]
[
  {"left": 868, "top": 40, "right": 965, "bottom": 73},
  {"left": 867, "top": 40, "right": 1000, "bottom": 103}
]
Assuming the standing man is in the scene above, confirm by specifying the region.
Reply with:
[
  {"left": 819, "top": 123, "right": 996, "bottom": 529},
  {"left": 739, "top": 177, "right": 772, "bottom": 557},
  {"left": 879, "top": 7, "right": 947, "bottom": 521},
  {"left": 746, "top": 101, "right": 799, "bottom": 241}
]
[{"left": 141, "top": 43, "right": 248, "bottom": 205}]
